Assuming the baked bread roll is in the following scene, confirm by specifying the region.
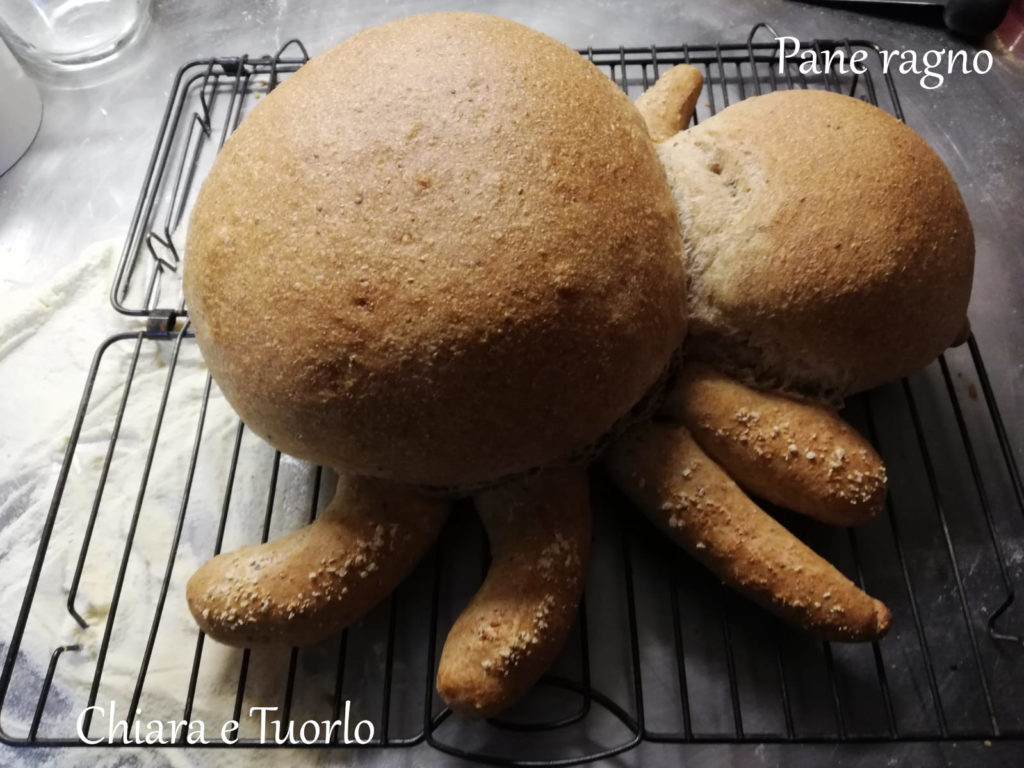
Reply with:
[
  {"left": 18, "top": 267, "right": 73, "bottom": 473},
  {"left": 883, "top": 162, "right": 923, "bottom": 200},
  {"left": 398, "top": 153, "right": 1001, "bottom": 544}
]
[
  {"left": 437, "top": 469, "right": 590, "bottom": 718},
  {"left": 656, "top": 89, "right": 974, "bottom": 400},
  {"left": 663, "top": 364, "right": 886, "bottom": 527},
  {"left": 635, "top": 64, "right": 704, "bottom": 142},
  {"left": 187, "top": 475, "right": 448, "bottom": 646},
  {"left": 183, "top": 12, "right": 686, "bottom": 488},
  {"left": 606, "top": 421, "right": 891, "bottom": 641}
]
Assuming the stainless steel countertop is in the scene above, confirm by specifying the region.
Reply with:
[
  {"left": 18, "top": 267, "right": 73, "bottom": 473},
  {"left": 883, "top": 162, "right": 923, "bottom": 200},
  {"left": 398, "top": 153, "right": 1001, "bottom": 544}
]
[{"left": 1, "top": 0, "right": 1022, "bottom": 766}]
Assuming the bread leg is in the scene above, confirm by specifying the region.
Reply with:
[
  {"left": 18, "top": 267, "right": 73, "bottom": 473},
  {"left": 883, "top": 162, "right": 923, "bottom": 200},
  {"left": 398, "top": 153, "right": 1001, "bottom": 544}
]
[
  {"left": 662, "top": 364, "right": 886, "bottom": 526},
  {"left": 437, "top": 468, "right": 590, "bottom": 718},
  {"left": 634, "top": 64, "right": 704, "bottom": 142},
  {"left": 606, "top": 421, "right": 890, "bottom": 641},
  {"left": 186, "top": 475, "right": 448, "bottom": 647}
]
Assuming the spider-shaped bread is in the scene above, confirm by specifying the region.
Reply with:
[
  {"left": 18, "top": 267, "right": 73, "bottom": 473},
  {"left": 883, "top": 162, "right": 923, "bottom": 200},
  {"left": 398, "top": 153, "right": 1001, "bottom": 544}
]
[{"left": 182, "top": 13, "right": 973, "bottom": 718}]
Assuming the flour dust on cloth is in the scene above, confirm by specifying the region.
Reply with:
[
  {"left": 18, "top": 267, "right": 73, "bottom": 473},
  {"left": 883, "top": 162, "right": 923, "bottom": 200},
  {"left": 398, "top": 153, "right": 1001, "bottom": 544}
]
[{"left": 0, "top": 242, "right": 368, "bottom": 767}]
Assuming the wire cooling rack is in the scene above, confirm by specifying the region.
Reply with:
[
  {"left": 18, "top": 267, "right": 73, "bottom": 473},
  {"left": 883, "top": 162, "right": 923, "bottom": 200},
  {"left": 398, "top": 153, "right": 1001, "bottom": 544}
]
[{"left": 2, "top": 25, "right": 1022, "bottom": 766}]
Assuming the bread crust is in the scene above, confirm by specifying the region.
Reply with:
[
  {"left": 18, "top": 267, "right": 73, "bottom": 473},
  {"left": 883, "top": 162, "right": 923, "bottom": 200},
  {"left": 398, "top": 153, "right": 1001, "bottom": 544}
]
[
  {"left": 663, "top": 364, "right": 886, "bottom": 526},
  {"left": 184, "top": 12, "right": 686, "bottom": 487},
  {"left": 437, "top": 468, "right": 590, "bottom": 717},
  {"left": 606, "top": 421, "right": 891, "bottom": 641},
  {"left": 185, "top": 475, "right": 448, "bottom": 646},
  {"left": 656, "top": 89, "right": 973, "bottom": 398},
  {"left": 635, "top": 64, "right": 704, "bottom": 142}
]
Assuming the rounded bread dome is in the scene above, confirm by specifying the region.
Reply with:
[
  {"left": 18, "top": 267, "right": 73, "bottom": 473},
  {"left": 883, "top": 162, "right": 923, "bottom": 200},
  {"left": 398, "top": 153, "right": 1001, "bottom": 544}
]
[
  {"left": 656, "top": 88, "right": 974, "bottom": 399},
  {"left": 184, "top": 12, "right": 687, "bottom": 487}
]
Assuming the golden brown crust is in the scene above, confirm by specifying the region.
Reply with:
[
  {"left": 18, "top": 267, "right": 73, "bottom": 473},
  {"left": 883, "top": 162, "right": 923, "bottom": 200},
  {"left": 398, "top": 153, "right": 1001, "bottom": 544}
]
[
  {"left": 656, "top": 89, "right": 974, "bottom": 398},
  {"left": 605, "top": 421, "right": 891, "bottom": 641},
  {"left": 634, "top": 64, "right": 704, "bottom": 142},
  {"left": 437, "top": 469, "right": 590, "bottom": 718},
  {"left": 186, "top": 476, "right": 448, "bottom": 647},
  {"left": 184, "top": 12, "right": 686, "bottom": 487},
  {"left": 663, "top": 364, "right": 886, "bottom": 526}
]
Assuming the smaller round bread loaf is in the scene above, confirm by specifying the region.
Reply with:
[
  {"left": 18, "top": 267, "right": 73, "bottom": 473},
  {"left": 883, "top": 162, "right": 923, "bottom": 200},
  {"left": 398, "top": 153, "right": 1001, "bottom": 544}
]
[
  {"left": 183, "top": 13, "right": 686, "bottom": 488},
  {"left": 656, "top": 89, "right": 974, "bottom": 399}
]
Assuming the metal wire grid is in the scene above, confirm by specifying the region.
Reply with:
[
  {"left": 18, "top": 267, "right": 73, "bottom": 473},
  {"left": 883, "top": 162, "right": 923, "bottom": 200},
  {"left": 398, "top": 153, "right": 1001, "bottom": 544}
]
[
  {"left": 108, "top": 38, "right": 311, "bottom": 323},
  {"left": 1, "top": 25, "right": 1021, "bottom": 765}
]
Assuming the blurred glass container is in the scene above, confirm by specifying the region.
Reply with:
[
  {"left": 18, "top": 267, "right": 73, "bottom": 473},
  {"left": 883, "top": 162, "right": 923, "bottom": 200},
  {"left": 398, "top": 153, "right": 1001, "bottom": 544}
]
[
  {"left": 0, "top": 37, "right": 41, "bottom": 175},
  {"left": 0, "top": 0, "right": 151, "bottom": 71}
]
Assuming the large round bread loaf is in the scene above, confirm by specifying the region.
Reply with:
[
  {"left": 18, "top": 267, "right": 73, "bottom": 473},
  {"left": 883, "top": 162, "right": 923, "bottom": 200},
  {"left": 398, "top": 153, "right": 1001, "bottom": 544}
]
[
  {"left": 184, "top": 13, "right": 686, "bottom": 487},
  {"left": 656, "top": 89, "right": 973, "bottom": 399}
]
